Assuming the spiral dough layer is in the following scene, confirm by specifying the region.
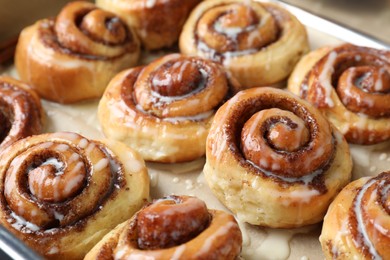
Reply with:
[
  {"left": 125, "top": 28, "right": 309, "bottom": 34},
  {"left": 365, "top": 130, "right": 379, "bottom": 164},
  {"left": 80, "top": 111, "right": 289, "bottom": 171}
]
[
  {"left": 85, "top": 195, "right": 242, "bottom": 260},
  {"left": 98, "top": 53, "right": 240, "bottom": 163},
  {"left": 288, "top": 43, "right": 390, "bottom": 144},
  {"left": 204, "top": 87, "right": 352, "bottom": 228},
  {"left": 0, "top": 76, "right": 44, "bottom": 151},
  {"left": 0, "top": 132, "right": 149, "bottom": 259},
  {"left": 15, "top": 1, "right": 140, "bottom": 103},
  {"left": 96, "top": 0, "right": 201, "bottom": 50},
  {"left": 180, "top": 0, "right": 309, "bottom": 87},
  {"left": 320, "top": 172, "right": 390, "bottom": 259}
]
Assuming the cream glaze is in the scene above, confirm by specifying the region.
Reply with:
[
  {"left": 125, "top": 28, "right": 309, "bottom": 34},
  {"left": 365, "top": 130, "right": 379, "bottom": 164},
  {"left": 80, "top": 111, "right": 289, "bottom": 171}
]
[{"left": 2, "top": 27, "right": 390, "bottom": 259}]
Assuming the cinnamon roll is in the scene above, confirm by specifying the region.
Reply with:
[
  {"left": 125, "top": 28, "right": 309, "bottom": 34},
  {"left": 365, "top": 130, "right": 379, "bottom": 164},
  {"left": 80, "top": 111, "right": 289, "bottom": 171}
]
[
  {"left": 96, "top": 0, "right": 201, "bottom": 50},
  {"left": 85, "top": 195, "right": 242, "bottom": 260},
  {"left": 15, "top": 1, "right": 140, "bottom": 104},
  {"left": 0, "top": 76, "right": 44, "bottom": 150},
  {"left": 98, "top": 53, "right": 240, "bottom": 163},
  {"left": 0, "top": 132, "right": 149, "bottom": 259},
  {"left": 203, "top": 87, "right": 352, "bottom": 228},
  {"left": 288, "top": 44, "right": 390, "bottom": 145},
  {"left": 320, "top": 172, "right": 390, "bottom": 259},
  {"left": 179, "top": 0, "right": 309, "bottom": 87}
]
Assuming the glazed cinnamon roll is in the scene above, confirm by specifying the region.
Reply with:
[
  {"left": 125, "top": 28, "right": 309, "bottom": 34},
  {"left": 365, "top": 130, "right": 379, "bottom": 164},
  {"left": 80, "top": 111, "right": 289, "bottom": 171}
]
[
  {"left": 0, "top": 132, "right": 149, "bottom": 259},
  {"left": 179, "top": 0, "right": 309, "bottom": 87},
  {"left": 0, "top": 76, "right": 44, "bottom": 150},
  {"left": 96, "top": 0, "right": 201, "bottom": 50},
  {"left": 15, "top": 1, "right": 140, "bottom": 104},
  {"left": 288, "top": 44, "right": 390, "bottom": 145},
  {"left": 98, "top": 53, "right": 240, "bottom": 163},
  {"left": 85, "top": 195, "right": 242, "bottom": 260},
  {"left": 320, "top": 172, "right": 390, "bottom": 259},
  {"left": 204, "top": 87, "right": 352, "bottom": 228}
]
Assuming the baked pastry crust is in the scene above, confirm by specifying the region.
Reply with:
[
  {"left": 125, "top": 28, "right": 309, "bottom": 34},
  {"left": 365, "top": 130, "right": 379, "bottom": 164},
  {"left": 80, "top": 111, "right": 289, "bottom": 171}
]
[
  {"left": 204, "top": 87, "right": 352, "bottom": 228},
  {"left": 15, "top": 1, "right": 140, "bottom": 103},
  {"left": 180, "top": 0, "right": 309, "bottom": 87},
  {"left": 0, "top": 132, "right": 149, "bottom": 259},
  {"left": 96, "top": 0, "right": 201, "bottom": 50},
  {"left": 98, "top": 53, "right": 240, "bottom": 163},
  {"left": 0, "top": 76, "right": 44, "bottom": 150},
  {"left": 85, "top": 195, "right": 242, "bottom": 260},
  {"left": 320, "top": 172, "right": 390, "bottom": 259},
  {"left": 288, "top": 43, "right": 390, "bottom": 144}
]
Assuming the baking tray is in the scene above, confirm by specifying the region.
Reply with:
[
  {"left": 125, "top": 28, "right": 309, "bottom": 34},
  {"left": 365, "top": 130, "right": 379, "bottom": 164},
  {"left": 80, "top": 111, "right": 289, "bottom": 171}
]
[{"left": 0, "top": 1, "right": 389, "bottom": 259}]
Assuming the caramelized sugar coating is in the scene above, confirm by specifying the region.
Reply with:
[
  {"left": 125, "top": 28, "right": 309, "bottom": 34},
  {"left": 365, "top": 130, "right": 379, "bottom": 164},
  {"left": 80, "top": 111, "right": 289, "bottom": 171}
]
[
  {"left": 0, "top": 132, "right": 149, "bottom": 259},
  {"left": 288, "top": 43, "right": 390, "bottom": 144},
  {"left": 180, "top": 0, "right": 309, "bottom": 87},
  {"left": 204, "top": 87, "right": 352, "bottom": 227},
  {"left": 85, "top": 195, "right": 242, "bottom": 260},
  {"left": 15, "top": 1, "right": 140, "bottom": 103}
]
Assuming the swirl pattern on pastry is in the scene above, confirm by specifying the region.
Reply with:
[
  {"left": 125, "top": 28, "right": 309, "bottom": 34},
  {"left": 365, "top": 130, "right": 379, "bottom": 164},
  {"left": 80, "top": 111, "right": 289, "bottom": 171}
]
[
  {"left": 0, "top": 76, "right": 44, "bottom": 151},
  {"left": 96, "top": 0, "right": 201, "bottom": 50},
  {"left": 320, "top": 172, "right": 390, "bottom": 259},
  {"left": 98, "top": 53, "right": 240, "bottom": 163},
  {"left": 203, "top": 87, "right": 352, "bottom": 227},
  {"left": 180, "top": 0, "right": 309, "bottom": 87},
  {"left": 85, "top": 195, "right": 242, "bottom": 260},
  {"left": 15, "top": 1, "right": 140, "bottom": 103},
  {"left": 0, "top": 132, "right": 149, "bottom": 259},
  {"left": 288, "top": 43, "right": 390, "bottom": 144}
]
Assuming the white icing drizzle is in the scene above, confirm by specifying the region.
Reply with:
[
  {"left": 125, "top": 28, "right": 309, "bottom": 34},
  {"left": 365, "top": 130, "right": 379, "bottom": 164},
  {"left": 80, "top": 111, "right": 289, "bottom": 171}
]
[
  {"left": 145, "top": 0, "right": 157, "bottom": 8},
  {"left": 150, "top": 67, "right": 208, "bottom": 104},
  {"left": 171, "top": 244, "right": 186, "bottom": 260},
  {"left": 69, "top": 153, "right": 80, "bottom": 163},
  {"left": 47, "top": 247, "right": 59, "bottom": 254},
  {"left": 197, "top": 40, "right": 257, "bottom": 63},
  {"left": 154, "top": 197, "right": 204, "bottom": 216},
  {"left": 64, "top": 162, "right": 84, "bottom": 193},
  {"left": 247, "top": 160, "right": 323, "bottom": 185},
  {"left": 55, "top": 144, "right": 70, "bottom": 152},
  {"left": 374, "top": 68, "right": 385, "bottom": 91},
  {"left": 52, "top": 132, "right": 80, "bottom": 141},
  {"left": 236, "top": 220, "right": 251, "bottom": 247},
  {"left": 94, "top": 158, "right": 109, "bottom": 172},
  {"left": 78, "top": 138, "right": 88, "bottom": 149},
  {"left": 354, "top": 179, "right": 382, "bottom": 260},
  {"left": 195, "top": 222, "right": 236, "bottom": 257},
  {"left": 5, "top": 35, "right": 387, "bottom": 257},
  {"left": 53, "top": 211, "right": 64, "bottom": 221},
  {"left": 318, "top": 51, "right": 337, "bottom": 107},
  {"left": 40, "top": 157, "right": 64, "bottom": 173},
  {"left": 9, "top": 212, "right": 40, "bottom": 232},
  {"left": 148, "top": 169, "right": 159, "bottom": 188},
  {"left": 341, "top": 67, "right": 355, "bottom": 104},
  {"left": 256, "top": 229, "right": 294, "bottom": 259}
]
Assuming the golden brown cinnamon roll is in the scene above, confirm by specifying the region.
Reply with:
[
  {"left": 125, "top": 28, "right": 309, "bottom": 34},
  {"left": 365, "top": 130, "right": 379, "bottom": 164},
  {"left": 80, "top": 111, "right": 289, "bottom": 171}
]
[
  {"left": 96, "top": 0, "right": 201, "bottom": 50},
  {"left": 85, "top": 195, "right": 242, "bottom": 260},
  {"left": 0, "top": 76, "right": 44, "bottom": 150},
  {"left": 288, "top": 44, "right": 390, "bottom": 145},
  {"left": 15, "top": 1, "right": 140, "bottom": 104},
  {"left": 320, "top": 172, "right": 390, "bottom": 259},
  {"left": 98, "top": 53, "right": 240, "bottom": 163},
  {"left": 179, "top": 0, "right": 309, "bottom": 87},
  {"left": 203, "top": 87, "right": 352, "bottom": 228},
  {"left": 0, "top": 132, "right": 149, "bottom": 259}
]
